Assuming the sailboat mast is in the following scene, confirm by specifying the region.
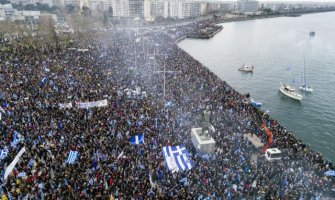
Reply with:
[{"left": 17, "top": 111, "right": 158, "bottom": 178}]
[
  {"left": 301, "top": 61, "right": 303, "bottom": 86},
  {"left": 304, "top": 59, "right": 307, "bottom": 87}
]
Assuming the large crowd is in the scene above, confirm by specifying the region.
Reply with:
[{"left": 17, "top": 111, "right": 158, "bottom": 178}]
[{"left": 0, "top": 18, "right": 334, "bottom": 199}]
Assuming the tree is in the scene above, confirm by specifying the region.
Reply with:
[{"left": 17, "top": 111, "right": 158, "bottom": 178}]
[
  {"left": 82, "top": 6, "right": 91, "bottom": 17},
  {"left": 263, "top": 8, "right": 273, "bottom": 15},
  {"left": 67, "top": 14, "right": 98, "bottom": 44},
  {"left": 65, "top": 4, "right": 76, "bottom": 14},
  {"left": 108, "top": 6, "right": 113, "bottom": 16},
  {"left": 0, "top": 0, "right": 10, "bottom": 4}
]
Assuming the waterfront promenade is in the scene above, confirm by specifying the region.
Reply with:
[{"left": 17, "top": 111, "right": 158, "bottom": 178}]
[{"left": 0, "top": 17, "right": 334, "bottom": 199}]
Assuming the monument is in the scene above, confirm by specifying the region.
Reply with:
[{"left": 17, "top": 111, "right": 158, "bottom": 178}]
[{"left": 191, "top": 106, "right": 216, "bottom": 154}]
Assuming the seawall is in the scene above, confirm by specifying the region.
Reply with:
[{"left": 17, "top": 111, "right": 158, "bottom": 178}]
[{"left": 173, "top": 19, "right": 334, "bottom": 166}]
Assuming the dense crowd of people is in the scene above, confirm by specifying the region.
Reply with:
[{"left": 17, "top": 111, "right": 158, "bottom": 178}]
[{"left": 0, "top": 18, "right": 334, "bottom": 199}]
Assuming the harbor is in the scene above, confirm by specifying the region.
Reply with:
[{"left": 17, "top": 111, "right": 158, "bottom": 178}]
[
  {"left": 187, "top": 25, "right": 223, "bottom": 39},
  {"left": 0, "top": 9, "right": 335, "bottom": 200},
  {"left": 178, "top": 11, "right": 335, "bottom": 164}
]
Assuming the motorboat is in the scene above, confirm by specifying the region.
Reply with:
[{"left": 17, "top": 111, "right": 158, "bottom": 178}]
[
  {"left": 250, "top": 98, "right": 262, "bottom": 108},
  {"left": 239, "top": 64, "right": 254, "bottom": 72},
  {"left": 279, "top": 82, "right": 303, "bottom": 101},
  {"left": 309, "top": 31, "right": 315, "bottom": 36}
]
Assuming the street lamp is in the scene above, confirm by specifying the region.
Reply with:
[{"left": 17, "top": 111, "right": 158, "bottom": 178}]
[{"left": 153, "top": 54, "right": 181, "bottom": 100}]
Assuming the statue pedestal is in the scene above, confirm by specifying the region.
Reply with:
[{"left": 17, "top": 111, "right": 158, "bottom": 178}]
[{"left": 191, "top": 128, "right": 216, "bottom": 154}]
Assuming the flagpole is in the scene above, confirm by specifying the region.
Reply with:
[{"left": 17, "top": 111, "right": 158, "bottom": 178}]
[{"left": 163, "top": 61, "right": 166, "bottom": 99}]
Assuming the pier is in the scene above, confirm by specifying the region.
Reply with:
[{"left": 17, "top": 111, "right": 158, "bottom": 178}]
[{"left": 187, "top": 25, "right": 223, "bottom": 39}]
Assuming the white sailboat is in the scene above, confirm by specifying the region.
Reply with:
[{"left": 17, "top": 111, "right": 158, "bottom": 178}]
[
  {"left": 299, "top": 59, "right": 313, "bottom": 92},
  {"left": 279, "top": 82, "right": 303, "bottom": 101}
]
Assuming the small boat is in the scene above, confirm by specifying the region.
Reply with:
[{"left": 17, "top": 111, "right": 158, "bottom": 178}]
[
  {"left": 299, "top": 85, "right": 314, "bottom": 92},
  {"left": 239, "top": 64, "right": 254, "bottom": 72},
  {"left": 310, "top": 31, "right": 315, "bottom": 36},
  {"left": 250, "top": 98, "right": 262, "bottom": 108},
  {"left": 279, "top": 82, "right": 303, "bottom": 101}
]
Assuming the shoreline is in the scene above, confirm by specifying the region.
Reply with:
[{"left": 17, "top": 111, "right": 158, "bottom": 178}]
[
  {"left": 173, "top": 15, "right": 334, "bottom": 165},
  {"left": 174, "top": 10, "right": 335, "bottom": 43}
]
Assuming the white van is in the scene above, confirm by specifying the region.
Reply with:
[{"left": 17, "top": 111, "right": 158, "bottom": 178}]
[{"left": 265, "top": 148, "right": 282, "bottom": 161}]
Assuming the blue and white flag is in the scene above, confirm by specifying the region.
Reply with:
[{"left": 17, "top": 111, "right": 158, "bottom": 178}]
[
  {"left": 66, "top": 151, "right": 79, "bottom": 164},
  {"left": 43, "top": 67, "right": 50, "bottom": 72},
  {"left": 11, "top": 131, "right": 21, "bottom": 147},
  {"left": 162, "top": 145, "right": 194, "bottom": 173},
  {"left": 28, "top": 159, "right": 35, "bottom": 167},
  {"left": 324, "top": 170, "right": 335, "bottom": 177},
  {"left": 7, "top": 192, "right": 12, "bottom": 200},
  {"left": 163, "top": 145, "right": 188, "bottom": 157},
  {"left": 17, "top": 172, "right": 26, "bottom": 178},
  {"left": 0, "top": 106, "right": 5, "bottom": 113},
  {"left": 179, "top": 177, "right": 189, "bottom": 186},
  {"left": 0, "top": 148, "right": 8, "bottom": 159},
  {"left": 2, "top": 102, "right": 9, "bottom": 108},
  {"left": 130, "top": 134, "right": 144, "bottom": 145},
  {"left": 164, "top": 101, "right": 173, "bottom": 108},
  {"left": 39, "top": 77, "right": 47, "bottom": 87},
  {"left": 201, "top": 153, "right": 211, "bottom": 160}
]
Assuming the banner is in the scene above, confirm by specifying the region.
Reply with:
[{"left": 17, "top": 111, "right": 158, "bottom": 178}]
[
  {"left": 4, "top": 147, "right": 26, "bottom": 180},
  {"left": 76, "top": 99, "right": 108, "bottom": 109},
  {"left": 77, "top": 49, "right": 89, "bottom": 52},
  {"left": 59, "top": 102, "right": 73, "bottom": 109}
]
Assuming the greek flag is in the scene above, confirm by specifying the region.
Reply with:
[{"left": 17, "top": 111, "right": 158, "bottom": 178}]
[
  {"left": 39, "top": 77, "right": 47, "bottom": 87},
  {"left": 0, "top": 106, "right": 5, "bottom": 113},
  {"left": 162, "top": 145, "right": 194, "bottom": 173},
  {"left": 164, "top": 101, "right": 173, "bottom": 108},
  {"left": 179, "top": 177, "right": 189, "bottom": 186},
  {"left": 2, "top": 102, "right": 9, "bottom": 108},
  {"left": 324, "top": 170, "right": 335, "bottom": 177},
  {"left": 17, "top": 172, "right": 26, "bottom": 178},
  {"left": 43, "top": 67, "right": 50, "bottom": 72},
  {"left": 0, "top": 148, "right": 8, "bottom": 159},
  {"left": 130, "top": 134, "right": 144, "bottom": 145},
  {"left": 28, "top": 159, "right": 35, "bottom": 167},
  {"left": 66, "top": 151, "right": 78, "bottom": 164},
  {"left": 11, "top": 131, "right": 21, "bottom": 147},
  {"left": 7, "top": 192, "right": 12, "bottom": 200}
]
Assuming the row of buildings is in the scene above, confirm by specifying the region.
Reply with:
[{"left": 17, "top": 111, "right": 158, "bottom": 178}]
[
  {"left": 3, "top": 0, "right": 335, "bottom": 21},
  {"left": 144, "top": 0, "right": 227, "bottom": 20},
  {"left": 71, "top": 0, "right": 234, "bottom": 20},
  {"left": 4, "top": 0, "right": 255, "bottom": 19},
  {"left": 0, "top": 4, "right": 57, "bottom": 21}
]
